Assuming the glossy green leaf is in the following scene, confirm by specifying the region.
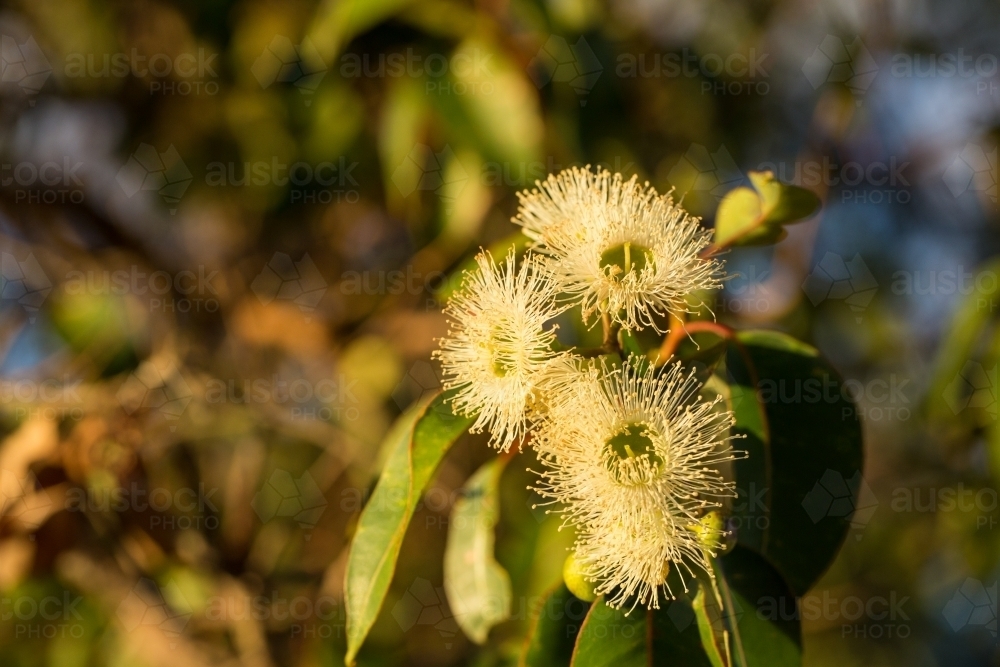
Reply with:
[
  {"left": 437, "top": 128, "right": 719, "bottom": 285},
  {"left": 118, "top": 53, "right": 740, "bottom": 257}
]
[
  {"left": 569, "top": 598, "right": 712, "bottom": 667},
  {"left": 555, "top": 550, "right": 801, "bottom": 666},
  {"left": 520, "top": 583, "right": 588, "bottom": 667},
  {"left": 444, "top": 456, "right": 513, "bottom": 643},
  {"left": 715, "top": 171, "right": 820, "bottom": 248},
  {"left": 692, "top": 582, "right": 729, "bottom": 667},
  {"left": 716, "top": 546, "right": 801, "bottom": 667},
  {"left": 724, "top": 330, "right": 864, "bottom": 595},
  {"left": 344, "top": 392, "right": 474, "bottom": 665}
]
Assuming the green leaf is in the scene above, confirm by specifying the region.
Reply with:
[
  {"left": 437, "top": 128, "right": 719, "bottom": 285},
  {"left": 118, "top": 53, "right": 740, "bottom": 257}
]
[
  {"left": 444, "top": 456, "right": 513, "bottom": 644},
  {"left": 724, "top": 329, "right": 865, "bottom": 595},
  {"left": 570, "top": 600, "right": 647, "bottom": 667},
  {"left": 557, "top": 550, "right": 802, "bottom": 667},
  {"left": 569, "top": 598, "right": 713, "bottom": 667},
  {"left": 308, "top": 0, "right": 418, "bottom": 61},
  {"left": 451, "top": 37, "right": 544, "bottom": 166},
  {"left": 925, "top": 258, "right": 1000, "bottom": 425},
  {"left": 716, "top": 547, "right": 801, "bottom": 667},
  {"left": 714, "top": 171, "right": 820, "bottom": 248},
  {"left": 692, "top": 582, "right": 728, "bottom": 667},
  {"left": 520, "top": 583, "right": 587, "bottom": 667},
  {"left": 344, "top": 392, "right": 474, "bottom": 665}
]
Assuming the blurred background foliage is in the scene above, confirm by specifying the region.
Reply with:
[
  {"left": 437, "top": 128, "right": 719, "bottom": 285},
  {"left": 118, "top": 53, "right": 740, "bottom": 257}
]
[{"left": 0, "top": 0, "right": 999, "bottom": 665}]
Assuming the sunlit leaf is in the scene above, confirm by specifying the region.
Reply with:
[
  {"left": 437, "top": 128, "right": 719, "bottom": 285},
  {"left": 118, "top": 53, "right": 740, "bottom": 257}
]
[
  {"left": 344, "top": 392, "right": 474, "bottom": 665},
  {"left": 451, "top": 38, "right": 544, "bottom": 166},
  {"left": 714, "top": 171, "right": 820, "bottom": 248}
]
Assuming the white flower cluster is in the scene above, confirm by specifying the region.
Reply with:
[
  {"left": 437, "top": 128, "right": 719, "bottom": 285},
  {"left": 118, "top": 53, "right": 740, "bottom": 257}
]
[{"left": 434, "top": 167, "right": 739, "bottom": 610}]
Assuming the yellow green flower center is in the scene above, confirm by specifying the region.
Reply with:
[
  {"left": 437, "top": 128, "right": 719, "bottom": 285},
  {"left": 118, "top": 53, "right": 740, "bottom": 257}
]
[
  {"left": 599, "top": 242, "right": 653, "bottom": 279},
  {"left": 485, "top": 324, "right": 517, "bottom": 377},
  {"left": 604, "top": 422, "right": 663, "bottom": 483}
]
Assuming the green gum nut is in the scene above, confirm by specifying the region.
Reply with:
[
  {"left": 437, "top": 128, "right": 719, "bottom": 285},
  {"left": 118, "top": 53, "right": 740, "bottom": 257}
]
[{"left": 562, "top": 552, "right": 598, "bottom": 602}]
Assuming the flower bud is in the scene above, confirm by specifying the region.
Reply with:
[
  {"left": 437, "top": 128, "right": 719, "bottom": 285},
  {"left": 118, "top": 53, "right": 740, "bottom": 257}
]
[{"left": 562, "top": 552, "right": 598, "bottom": 602}]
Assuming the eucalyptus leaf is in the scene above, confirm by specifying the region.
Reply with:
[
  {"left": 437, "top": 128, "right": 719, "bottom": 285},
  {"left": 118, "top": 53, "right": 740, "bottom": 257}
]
[
  {"left": 714, "top": 171, "right": 820, "bottom": 248},
  {"left": 569, "top": 598, "right": 712, "bottom": 667},
  {"left": 724, "top": 330, "right": 864, "bottom": 595},
  {"left": 444, "top": 456, "right": 513, "bottom": 643},
  {"left": 520, "top": 583, "right": 588, "bottom": 667},
  {"left": 692, "top": 581, "right": 729, "bottom": 667},
  {"left": 716, "top": 546, "right": 801, "bottom": 667},
  {"left": 344, "top": 392, "right": 474, "bottom": 665}
]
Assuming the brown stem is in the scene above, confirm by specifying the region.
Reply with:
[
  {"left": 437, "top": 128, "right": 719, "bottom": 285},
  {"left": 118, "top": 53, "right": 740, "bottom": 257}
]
[
  {"left": 659, "top": 317, "right": 734, "bottom": 360},
  {"left": 601, "top": 312, "right": 621, "bottom": 355}
]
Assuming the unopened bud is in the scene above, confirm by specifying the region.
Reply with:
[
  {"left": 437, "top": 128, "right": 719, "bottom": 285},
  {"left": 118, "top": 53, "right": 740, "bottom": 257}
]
[
  {"left": 688, "top": 510, "right": 727, "bottom": 553},
  {"left": 562, "top": 552, "right": 598, "bottom": 602}
]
